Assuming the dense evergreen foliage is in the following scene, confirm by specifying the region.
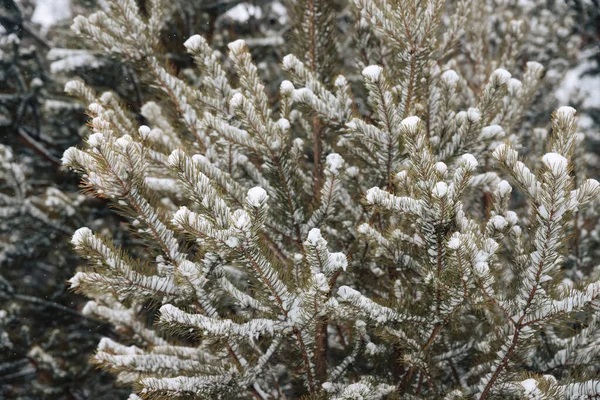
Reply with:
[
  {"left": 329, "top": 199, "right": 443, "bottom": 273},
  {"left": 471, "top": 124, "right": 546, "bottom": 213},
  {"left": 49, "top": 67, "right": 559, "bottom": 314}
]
[{"left": 1, "top": 0, "right": 600, "bottom": 398}]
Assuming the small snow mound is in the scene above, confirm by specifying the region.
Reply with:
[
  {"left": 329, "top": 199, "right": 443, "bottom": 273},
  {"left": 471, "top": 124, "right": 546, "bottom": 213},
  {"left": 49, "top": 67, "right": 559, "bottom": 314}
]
[
  {"left": 365, "top": 187, "right": 378, "bottom": 203},
  {"left": 542, "top": 152, "right": 568, "bottom": 175},
  {"left": 247, "top": 187, "right": 268, "bottom": 207},
  {"left": 492, "top": 68, "right": 512, "bottom": 85},
  {"left": 432, "top": 181, "right": 448, "bottom": 198},
  {"left": 481, "top": 124, "right": 504, "bottom": 139},
  {"left": 307, "top": 228, "right": 323, "bottom": 245},
  {"left": 277, "top": 118, "right": 290, "bottom": 132},
  {"left": 441, "top": 69, "right": 459, "bottom": 85},
  {"left": 226, "top": 237, "right": 240, "bottom": 248},
  {"left": 475, "top": 262, "right": 489, "bottom": 275},
  {"left": 227, "top": 39, "right": 247, "bottom": 54},
  {"left": 322, "top": 382, "right": 334, "bottom": 392},
  {"left": 362, "top": 65, "right": 383, "bottom": 80},
  {"left": 87, "top": 133, "right": 103, "bottom": 147},
  {"left": 497, "top": 180, "right": 512, "bottom": 196},
  {"left": 526, "top": 61, "right": 544, "bottom": 75},
  {"left": 292, "top": 88, "right": 313, "bottom": 102},
  {"left": 490, "top": 215, "right": 507, "bottom": 230},
  {"left": 115, "top": 135, "right": 132, "bottom": 149},
  {"left": 401, "top": 116, "right": 420, "bottom": 128},
  {"left": 230, "top": 93, "right": 244, "bottom": 108},
  {"left": 65, "top": 80, "right": 83, "bottom": 94},
  {"left": 337, "top": 285, "right": 357, "bottom": 300},
  {"left": 72, "top": 227, "right": 92, "bottom": 246},
  {"left": 435, "top": 162, "right": 447, "bottom": 175},
  {"left": 467, "top": 108, "right": 481, "bottom": 122},
  {"left": 448, "top": 234, "right": 461, "bottom": 249},
  {"left": 138, "top": 125, "right": 151, "bottom": 139},
  {"left": 520, "top": 378, "right": 538, "bottom": 393},
  {"left": 461, "top": 154, "right": 478, "bottom": 169},
  {"left": 282, "top": 54, "right": 296, "bottom": 69},
  {"left": 326, "top": 153, "right": 344, "bottom": 174},
  {"left": 346, "top": 166, "right": 359, "bottom": 178},
  {"left": 505, "top": 211, "right": 518, "bottom": 225},
  {"left": 556, "top": 106, "right": 576, "bottom": 120},
  {"left": 280, "top": 80, "right": 295, "bottom": 94},
  {"left": 334, "top": 75, "right": 347, "bottom": 87},
  {"left": 507, "top": 78, "right": 522, "bottom": 93},
  {"left": 184, "top": 35, "right": 204, "bottom": 50}
]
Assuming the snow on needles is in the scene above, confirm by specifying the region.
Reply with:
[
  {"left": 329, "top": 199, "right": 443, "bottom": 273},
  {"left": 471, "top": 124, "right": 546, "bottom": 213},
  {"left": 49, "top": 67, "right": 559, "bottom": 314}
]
[
  {"left": 401, "top": 116, "right": 420, "bottom": 128},
  {"left": 247, "top": 187, "right": 268, "bottom": 207},
  {"left": 542, "top": 152, "right": 568, "bottom": 175},
  {"left": 362, "top": 65, "right": 383, "bottom": 80},
  {"left": 326, "top": 153, "right": 344, "bottom": 175}
]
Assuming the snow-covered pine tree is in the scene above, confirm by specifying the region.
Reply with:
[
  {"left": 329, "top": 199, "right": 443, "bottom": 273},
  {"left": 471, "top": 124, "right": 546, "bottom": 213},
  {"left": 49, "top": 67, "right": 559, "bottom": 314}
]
[{"left": 62, "top": 0, "right": 600, "bottom": 398}]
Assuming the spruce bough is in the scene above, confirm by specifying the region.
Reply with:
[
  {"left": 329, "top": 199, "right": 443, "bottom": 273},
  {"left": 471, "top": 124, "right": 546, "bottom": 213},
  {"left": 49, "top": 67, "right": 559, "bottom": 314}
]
[{"left": 62, "top": 0, "right": 600, "bottom": 398}]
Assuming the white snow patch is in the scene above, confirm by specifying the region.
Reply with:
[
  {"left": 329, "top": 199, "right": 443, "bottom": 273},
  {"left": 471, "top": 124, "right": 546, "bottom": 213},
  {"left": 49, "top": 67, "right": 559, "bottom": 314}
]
[
  {"left": 226, "top": 237, "right": 240, "bottom": 248},
  {"left": 314, "top": 273, "right": 329, "bottom": 292},
  {"left": 334, "top": 75, "right": 347, "bottom": 87},
  {"left": 475, "top": 262, "right": 489, "bottom": 275},
  {"left": 337, "top": 285, "right": 357, "bottom": 301},
  {"left": 230, "top": 93, "right": 244, "bottom": 108},
  {"left": 467, "top": 108, "right": 481, "bottom": 122},
  {"left": 401, "top": 116, "right": 420, "bottom": 128},
  {"left": 280, "top": 80, "right": 295, "bottom": 94},
  {"left": 520, "top": 378, "right": 538, "bottom": 393},
  {"left": 441, "top": 69, "right": 459, "bottom": 85},
  {"left": 293, "top": 88, "right": 313, "bottom": 102},
  {"left": 138, "top": 125, "right": 151, "bottom": 139},
  {"left": 507, "top": 78, "right": 522, "bottom": 94},
  {"left": 526, "top": 61, "right": 544, "bottom": 75},
  {"left": 277, "top": 118, "right": 290, "bottom": 132},
  {"left": 489, "top": 215, "right": 507, "bottom": 230},
  {"left": 346, "top": 166, "right": 359, "bottom": 178},
  {"left": 365, "top": 187, "right": 378, "bottom": 203},
  {"left": 505, "top": 211, "right": 518, "bottom": 225},
  {"left": 481, "top": 125, "right": 504, "bottom": 140},
  {"left": 434, "top": 162, "right": 447, "bottom": 175},
  {"left": 322, "top": 382, "right": 334, "bottom": 392},
  {"left": 330, "top": 253, "right": 348, "bottom": 271},
  {"left": 64, "top": 80, "right": 83, "bottom": 95},
  {"left": 461, "top": 153, "right": 478, "bottom": 169},
  {"left": 87, "top": 133, "right": 103, "bottom": 147},
  {"left": 362, "top": 65, "right": 383, "bottom": 80},
  {"left": 542, "top": 152, "right": 568, "bottom": 175},
  {"left": 227, "top": 39, "right": 247, "bottom": 54},
  {"left": 326, "top": 153, "right": 344, "bottom": 174},
  {"left": 247, "top": 187, "right": 268, "bottom": 207},
  {"left": 307, "top": 228, "right": 323, "bottom": 245},
  {"left": 72, "top": 227, "right": 92, "bottom": 246},
  {"left": 448, "top": 234, "right": 461, "bottom": 249},
  {"left": 556, "top": 106, "right": 577, "bottom": 120},
  {"left": 234, "top": 211, "right": 251, "bottom": 230},
  {"left": 492, "top": 68, "right": 512, "bottom": 85},
  {"left": 497, "top": 180, "right": 512, "bottom": 196},
  {"left": 116, "top": 135, "right": 132, "bottom": 149},
  {"left": 586, "top": 179, "right": 600, "bottom": 194},
  {"left": 432, "top": 181, "right": 448, "bottom": 198},
  {"left": 184, "top": 35, "right": 204, "bottom": 51}
]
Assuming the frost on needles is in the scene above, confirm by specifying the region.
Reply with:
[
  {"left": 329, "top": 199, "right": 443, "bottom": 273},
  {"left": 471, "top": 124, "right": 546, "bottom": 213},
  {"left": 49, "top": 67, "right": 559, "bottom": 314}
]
[{"left": 62, "top": 0, "right": 600, "bottom": 399}]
